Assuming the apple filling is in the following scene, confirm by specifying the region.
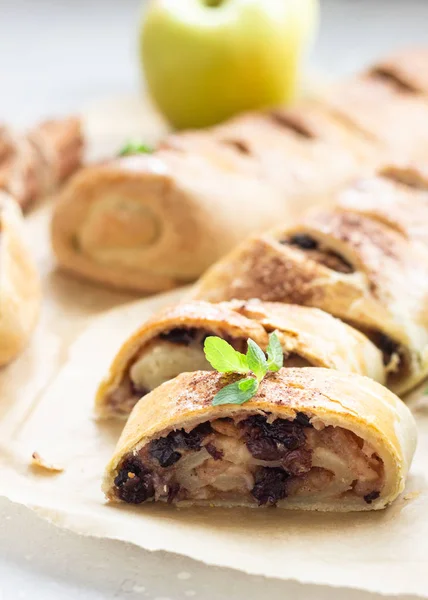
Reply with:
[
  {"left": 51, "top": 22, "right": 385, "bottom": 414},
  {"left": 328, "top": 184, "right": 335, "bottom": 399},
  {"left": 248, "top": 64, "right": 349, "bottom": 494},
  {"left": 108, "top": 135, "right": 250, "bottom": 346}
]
[
  {"left": 105, "top": 328, "right": 312, "bottom": 417},
  {"left": 112, "top": 413, "right": 384, "bottom": 506},
  {"left": 280, "top": 234, "right": 354, "bottom": 274}
]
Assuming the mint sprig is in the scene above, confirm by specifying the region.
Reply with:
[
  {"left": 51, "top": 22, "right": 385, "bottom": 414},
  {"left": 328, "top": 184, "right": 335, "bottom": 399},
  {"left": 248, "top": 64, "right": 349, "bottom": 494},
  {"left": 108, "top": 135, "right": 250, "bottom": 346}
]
[
  {"left": 118, "top": 141, "right": 154, "bottom": 157},
  {"left": 204, "top": 332, "right": 283, "bottom": 406},
  {"left": 204, "top": 337, "right": 250, "bottom": 375}
]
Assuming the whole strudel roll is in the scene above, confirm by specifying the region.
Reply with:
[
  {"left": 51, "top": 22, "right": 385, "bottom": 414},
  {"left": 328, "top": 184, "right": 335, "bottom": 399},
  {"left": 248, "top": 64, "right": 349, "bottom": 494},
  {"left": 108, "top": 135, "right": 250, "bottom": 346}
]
[
  {"left": 103, "top": 368, "right": 416, "bottom": 511},
  {"left": 51, "top": 96, "right": 376, "bottom": 294},
  {"left": 191, "top": 208, "right": 428, "bottom": 396},
  {"left": 52, "top": 48, "right": 428, "bottom": 293},
  {"left": 95, "top": 300, "right": 385, "bottom": 419},
  {"left": 0, "top": 193, "right": 41, "bottom": 365}
]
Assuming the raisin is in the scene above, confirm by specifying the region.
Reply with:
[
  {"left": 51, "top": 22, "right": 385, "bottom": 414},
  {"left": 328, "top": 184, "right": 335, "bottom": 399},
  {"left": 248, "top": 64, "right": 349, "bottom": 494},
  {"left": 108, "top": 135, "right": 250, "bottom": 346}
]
[
  {"left": 246, "top": 437, "right": 282, "bottom": 461},
  {"left": 364, "top": 491, "right": 380, "bottom": 504},
  {"left": 149, "top": 437, "right": 181, "bottom": 467},
  {"left": 114, "top": 456, "right": 154, "bottom": 504},
  {"left": 159, "top": 328, "right": 198, "bottom": 345},
  {"left": 244, "top": 415, "right": 306, "bottom": 450},
  {"left": 205, "top": 443, "right": 224, "bottom": 461},
  {"left": 377, "top": 334, "right": 400, "bottom": 365},
  {"left": 251, "top": 467, "right": 289, "bottom": 506},
  {"left": 268, "top": 420, "right": 306, "bottom": 449},
  {"left": 150, "top": 423, "right": 212, "bottom": 467},
  {"left": 294, "top": 412, "right": 312, "bottom": 427},
  {"left": 170, "top": 422, "right": 212, "bottom": 451},
  {"left": 288, "top": 234, "right": 319, "bottom": 250}
]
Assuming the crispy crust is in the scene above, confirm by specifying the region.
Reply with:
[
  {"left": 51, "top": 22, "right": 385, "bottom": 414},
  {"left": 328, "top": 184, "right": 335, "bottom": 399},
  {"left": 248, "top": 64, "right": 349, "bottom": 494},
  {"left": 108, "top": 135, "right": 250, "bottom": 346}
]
[
  {"left": 52, "top": 48, "right": 428, "bottom": 292},
  {"left": 51, "top": 151, "right": 291, "bottom": 293},
  {"left": 337, "top": 170, "right": 428, "bottom": 245},
  {"left": 190, "top": 209, "right": 428, "bottom": 395},
  {"left": 0, "top": 193, "right": 41, "bottom": 365},
  {"left": 51, "top": 101, "right": 379, "bottom": 293},
  {"left": 95, "top": 300, "right": 385, "bottom": 418},
  {"left": 233, "top": 300, "right": 385, "bottom": 383},
  {"left": 315, "top": 71, "right": 428, "bottom": 158},
  {"left": 103, "top": 368, "right": 417, "bottom": 511},
  {"left": 372, "top": 47, "right": 428, "bottom": 94},
  {"left": 95, "top": 301, "right": 268, "bottom": 417}
]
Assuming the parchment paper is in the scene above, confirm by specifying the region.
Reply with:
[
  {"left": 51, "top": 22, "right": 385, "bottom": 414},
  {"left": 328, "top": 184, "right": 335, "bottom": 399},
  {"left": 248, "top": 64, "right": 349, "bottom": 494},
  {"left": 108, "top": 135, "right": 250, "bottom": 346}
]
[{"left": 0, "top": 99, "right": 427, "bottom": 598}]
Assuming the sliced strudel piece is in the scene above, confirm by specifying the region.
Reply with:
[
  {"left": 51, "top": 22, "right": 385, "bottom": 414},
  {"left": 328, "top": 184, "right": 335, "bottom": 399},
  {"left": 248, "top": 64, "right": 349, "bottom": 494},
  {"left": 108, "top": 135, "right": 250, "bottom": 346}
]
[
  {"left": 96, "top": 300, "right": 384, "bottom": 419},
  {"left": 191, "top": 209, "right": 428, "bottom": 395},
  {"left": 103, "top": 368, "right": 416, "bottom": 511}
]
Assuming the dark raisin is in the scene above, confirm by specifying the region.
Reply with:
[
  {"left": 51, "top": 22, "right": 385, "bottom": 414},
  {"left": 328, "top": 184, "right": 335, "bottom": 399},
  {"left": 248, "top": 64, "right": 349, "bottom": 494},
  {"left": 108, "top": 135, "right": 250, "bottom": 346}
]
[
  {"left": 266, "top": 419, "right": 306, "bottom": 450},
  {"left": 251, "top": 467, "right": 289, "bottom": 506},
  {"left": 205, "top": 443, "right": 224, "bottom": 461},
  {"left": 377, "top": 334, "right": 400, "bottom": 365},
  {"left": 289, "top": 234, "right": 319, "bottom": 250},
  {"left": 150, "top": 423, "right": 212, "bottom": 467},
  {"left": 159, "top": 328, "right": 198, "bottom": 345},
  {"left": 294, "top": 412, "right": 312, "bottom": 427},
  {"left": 167, "top": 482, "right": 181, "bottom": 504},
  {"left": 364, "top": 491, "right": 380, "bottom": 504},
  {"left": 246, "top": 437, "right": 282, "bottom": 461},
  {"left": 243, "top": 415, "right": 306, "bottom": 450},
  {"left": 114, "top": 456, "right": 154, "bottom": 504},
  {"left": 149, "top": 437, "right": 181, "bottom": 467},
  {"left": 171, "top": 422, "right": 212, "bottom": 451}
]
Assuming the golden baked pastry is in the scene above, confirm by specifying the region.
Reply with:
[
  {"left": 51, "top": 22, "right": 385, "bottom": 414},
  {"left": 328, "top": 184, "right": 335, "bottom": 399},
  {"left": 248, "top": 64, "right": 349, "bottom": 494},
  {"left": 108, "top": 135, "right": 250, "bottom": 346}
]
[
  {"left": 51, "top": 151, "right": 290, "bottom": 293},
  {"left": 373, "top": 47, "right": 428, "bottom": 94},
  {"left": 337, "top": 165, "right": 428, "bottom": 245},
  {"left": 50, "top": 98, "right": 378, "bottom": 294},
  {"left": 0, "top": 117, "right": 83, "bottom": 210},
  {"left": 96, "top": 300, "right": 385, "bottom": 419},
  {"left": 0, "top": 193, "right": 41, "bottom": 365},
  {"left": 52, "top": 48, "right": 428, "bottom": 293},
  {"left": 317, "top": 60, "right": 428, "bottom": 159},
  {"left": 191, "top": 208, "right": 428, "bottom": 396},
  {"left": 103, "top": 368, "right": 416, "bottom": 511}
]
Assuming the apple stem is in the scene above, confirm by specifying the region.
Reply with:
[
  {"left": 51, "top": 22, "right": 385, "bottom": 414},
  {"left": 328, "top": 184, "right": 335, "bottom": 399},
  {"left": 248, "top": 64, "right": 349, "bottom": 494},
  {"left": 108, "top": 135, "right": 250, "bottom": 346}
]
[{"left": 203, "top": 0, "right": 225, "bottom": 7}]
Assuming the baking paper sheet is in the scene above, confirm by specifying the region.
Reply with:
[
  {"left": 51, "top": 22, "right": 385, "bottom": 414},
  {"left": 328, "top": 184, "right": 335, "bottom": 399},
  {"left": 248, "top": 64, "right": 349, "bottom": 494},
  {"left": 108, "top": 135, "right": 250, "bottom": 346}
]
[
  {"left": 0, "top": 203, "right": 427, "bottom": 597},
  {"left": 0, "top": 96, "right": 427, "bottom": 598}
]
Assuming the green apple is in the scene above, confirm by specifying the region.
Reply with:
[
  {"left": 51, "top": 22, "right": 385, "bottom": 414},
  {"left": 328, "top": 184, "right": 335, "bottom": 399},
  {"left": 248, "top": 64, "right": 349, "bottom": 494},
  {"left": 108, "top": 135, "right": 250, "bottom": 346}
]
[{"left": 140, "top": 0, "right": 319, "bottom": 130}]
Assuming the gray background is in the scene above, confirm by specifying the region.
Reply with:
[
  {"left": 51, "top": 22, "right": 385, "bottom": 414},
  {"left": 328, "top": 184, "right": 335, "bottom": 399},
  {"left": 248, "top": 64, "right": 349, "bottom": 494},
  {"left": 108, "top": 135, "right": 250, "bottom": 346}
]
[{"left": 0, "top": 0, "right": 427, "bottom": 598}]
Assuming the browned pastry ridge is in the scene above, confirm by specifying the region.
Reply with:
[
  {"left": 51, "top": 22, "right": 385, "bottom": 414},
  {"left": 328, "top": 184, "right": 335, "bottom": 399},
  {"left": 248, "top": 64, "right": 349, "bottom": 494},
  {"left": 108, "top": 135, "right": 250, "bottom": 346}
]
[
  {"left": 103, "top": 368, "right": 417, "bottom": 511},
  {"left": 336, "top": 163, "right": 428, "bottom": 245},
  {"left": 0, "top": 117, "right": 83, "bottom": 210},
  {"left": 95, "top": 300, "right": 385, "bottom": 419},
  {"left": 52, "top": 48, "right": 428, "bottom": 293}
]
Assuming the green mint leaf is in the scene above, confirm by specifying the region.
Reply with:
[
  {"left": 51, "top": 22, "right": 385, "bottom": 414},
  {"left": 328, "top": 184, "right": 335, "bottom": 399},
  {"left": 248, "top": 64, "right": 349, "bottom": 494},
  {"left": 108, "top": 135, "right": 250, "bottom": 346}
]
[
  {"left": 266, "top": 331, "right": 284, "bottom": 372},
  {"left": 246, "top": 338, "right": 268, "bottom": 382},
  {"left": 204, "top": 337, "right": 249, "bottom": 374},
  {"left": 212, "top": 377, "right": 258, "bottom": 406},
  {"left": 118, "top": 141, "right": 154, "bottom": 157}
]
